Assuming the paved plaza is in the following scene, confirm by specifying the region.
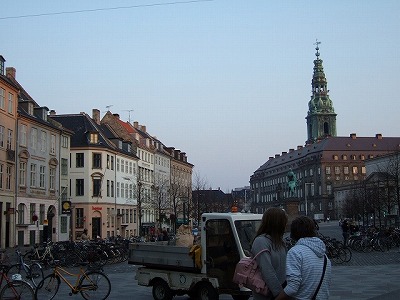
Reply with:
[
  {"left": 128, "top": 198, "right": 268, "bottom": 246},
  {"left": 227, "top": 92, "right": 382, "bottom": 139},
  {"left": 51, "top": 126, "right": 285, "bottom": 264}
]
[{"left": 3, "top": 222, "right": 400, "bottom": 299}]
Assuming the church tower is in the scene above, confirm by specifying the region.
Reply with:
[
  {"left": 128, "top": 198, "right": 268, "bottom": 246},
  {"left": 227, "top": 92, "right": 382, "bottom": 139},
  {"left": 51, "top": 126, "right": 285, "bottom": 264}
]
[{"left": 306, "top": 41, "right": 337, "bottom": 144}]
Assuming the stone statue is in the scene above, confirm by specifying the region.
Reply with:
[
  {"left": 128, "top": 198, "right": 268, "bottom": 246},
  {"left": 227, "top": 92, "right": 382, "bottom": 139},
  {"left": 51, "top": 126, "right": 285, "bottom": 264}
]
[{"left": 287, "top": 169, "right": 297, "bottom": 196}]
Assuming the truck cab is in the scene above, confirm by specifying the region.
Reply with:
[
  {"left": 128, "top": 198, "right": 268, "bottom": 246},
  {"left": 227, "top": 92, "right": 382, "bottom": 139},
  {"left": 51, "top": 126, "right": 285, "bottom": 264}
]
[{"left": 130, "top": 212, "right": 263, "bottom": 300}]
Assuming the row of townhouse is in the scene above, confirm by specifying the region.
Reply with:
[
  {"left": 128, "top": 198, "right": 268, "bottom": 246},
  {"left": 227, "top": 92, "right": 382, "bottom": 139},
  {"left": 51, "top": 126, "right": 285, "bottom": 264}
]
[{"left": 0, "top": 56, "right": 193, "bottom": 247}]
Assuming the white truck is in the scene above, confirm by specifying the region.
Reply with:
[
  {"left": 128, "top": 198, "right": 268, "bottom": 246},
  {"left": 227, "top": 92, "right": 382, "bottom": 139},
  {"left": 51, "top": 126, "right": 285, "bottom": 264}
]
[{"left": 128, "top": 212, "right": 263, "bottom": 300}]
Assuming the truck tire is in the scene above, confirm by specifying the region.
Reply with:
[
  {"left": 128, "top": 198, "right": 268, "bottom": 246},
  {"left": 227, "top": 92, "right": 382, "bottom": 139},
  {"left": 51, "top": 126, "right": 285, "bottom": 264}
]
[
  {"left": 152, "top": 279, "right": 173, "bottom": 300},
  {"left": 196, "top": 282, "right": 219, "bottom": 300}
]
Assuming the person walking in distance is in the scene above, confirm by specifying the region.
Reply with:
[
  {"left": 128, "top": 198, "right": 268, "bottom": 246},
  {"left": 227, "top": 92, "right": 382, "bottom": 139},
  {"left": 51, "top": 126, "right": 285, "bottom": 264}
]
[
  {"left": 341, "top": 219, "right": 350, "bottom": 247},
  {"left": 251, "top": 207, "right": 288, "bottom": 300},
  {"left": 276, "top": 216, "right": 331, "bottom": 300}
]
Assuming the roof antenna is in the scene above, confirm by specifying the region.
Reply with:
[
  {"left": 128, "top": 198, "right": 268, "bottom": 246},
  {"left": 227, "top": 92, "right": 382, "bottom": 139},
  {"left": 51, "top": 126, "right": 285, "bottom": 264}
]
[
  {"left": 105, "top": 105, "right": 113, "bottom": 111},
  {"left": 122, "top": 109, "right": 134, "bottom": 123}
]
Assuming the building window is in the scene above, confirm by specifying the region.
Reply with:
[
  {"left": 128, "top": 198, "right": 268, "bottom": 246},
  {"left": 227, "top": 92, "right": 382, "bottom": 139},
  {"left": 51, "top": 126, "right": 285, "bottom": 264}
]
[
  {"left": 111, "top": 156, "right": 114, "bottom": 170},
  {"left": 31, "top": 128, "right": 37, "bottom": 150},
  {"left": 19, "top": 162, "right": 26, "bottom": 186},
  {"left": 361, "top": 166, "right": 366, "bottom": 174},
  {"left": 20, "top": 124, "right": 27, "bottom": 147},
  {"left": 50, "top": 134, "right": 56, "bottom": 154},
  {"left": 333, "top": 155, "right": 338, "bottom": 160},
  {"left": 89, "top": 133, "right": 98, "bottom": 144},
  {"left": 0, "top": 125, "right": 4, "bottom": 148},
  {"left": 360, "top": 154, "right": 365, "bottom": 160},
  {"left": 334, "top": 166, "right": 340, "bottom": 174},
  {"left": 342, "top": 155, "right": 347, "bottom": 160},
  {"left": 76, "top": 208, "right": 84, "bottom": 228},
  {"left": 0, "top": 166, "right": 4, "bottom": 190},
  {"left": 6, "top": 166, "right": 11, "bottom": 190},
  {"left": 30, "top": 203, "right": 36, "bottom": 224},
  {"left": 111, "top": 181, "right": 114, "bottom": 197},
  {"left": 116, "top": 158, "right": 120, "bottom": 172},
  {"left": 61, "top": 135, "right": 69, "bottom": 148},
  {"left": 352, "top": 166, "right": 358, "bottom": 174},
  {"left": 7, "top": 129, "right": 12, "bottom": 150},
  {"left": 60, "top": 216, "right": 68, "bottom": 233},
  {"left": 343, "top": 166, "right": 349, "bottom": 175},
  {"left": 61, "top": 158, "right": 68, "bottom": 176},
  {"left": 30, "top": 163, "right": 37, "bottom": 187},
  {"left": 8, "top": 93, "right": 14, "bottom": 114},
  {"left": 107, "top": 155, "right": 110, "bottom": 169},
  {"left": 40, "top": 131, "right": 46, "bottom": 152},
  {"left": 116, "top": 182, "right": 120, "bottom": 197},
  {"left": 0, "top": 88, "right": 4, "bottom": 110},
  {"left": 325, "top": 166, "right": 331, "bottom": 175},
  {"left": 39, "top": 204, "right": 45, "bottom": 225},
  {"left": 92, "top": 153, "right": 102, "bottom": 169},
  {"left": 76, "top": 153, "right": 84, "bottom": 168},
  {"left": 76, "top": 179, "right": 84, "bottom": 196},
  {"left": 326, "top": 184, "right": 332, "bottom": 195},
  {"left": 49, "top": 167, "right": 55, "bottom": 190},
  {"left": 17, "top": 203, "right": 25, "bottom": 224},
  {"left": 39, "top": 165, "right": 46, "bottom": 188},
  {"left": 93, "top": 178, "right": 101, "bottom": 197},
  {"left": 107, "top": 180, "right": 110, "bottom": 197}
]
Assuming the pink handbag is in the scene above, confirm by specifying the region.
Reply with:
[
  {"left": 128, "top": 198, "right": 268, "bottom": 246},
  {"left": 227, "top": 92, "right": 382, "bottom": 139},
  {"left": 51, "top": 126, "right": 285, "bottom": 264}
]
[{"left": 232, "top": 249, "right": 270, "bottom": 296}]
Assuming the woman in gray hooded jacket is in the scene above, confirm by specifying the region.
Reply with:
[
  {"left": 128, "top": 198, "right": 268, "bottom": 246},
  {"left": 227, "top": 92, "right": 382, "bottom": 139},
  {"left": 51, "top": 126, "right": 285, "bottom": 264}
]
[{"left": 251, "top": 207, "right": 288, "bottom": 300}]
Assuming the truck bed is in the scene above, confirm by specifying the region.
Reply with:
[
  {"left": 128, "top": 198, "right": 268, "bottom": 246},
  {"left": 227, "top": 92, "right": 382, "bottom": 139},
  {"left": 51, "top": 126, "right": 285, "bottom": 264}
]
[{"left": 128, "top": 243, "right": 199, "bottom": 272}]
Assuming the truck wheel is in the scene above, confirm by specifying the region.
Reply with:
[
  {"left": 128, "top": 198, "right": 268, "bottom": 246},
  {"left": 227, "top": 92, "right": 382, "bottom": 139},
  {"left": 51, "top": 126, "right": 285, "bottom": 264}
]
[
  {"left": 152, "top": 279, "right": 173, "bottom": 300},
  {"left": 197, "top": 282, "right": 219, "bottom": 300}
]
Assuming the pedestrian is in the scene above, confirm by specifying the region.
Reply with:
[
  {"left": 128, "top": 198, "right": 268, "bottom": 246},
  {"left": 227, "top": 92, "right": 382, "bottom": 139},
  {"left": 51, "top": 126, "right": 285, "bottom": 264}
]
[
  {"left": 276, "top": 216, "right": 331, "bottom": 300},
  {"left": 251, "top": 207, "right": 288, "bottom": 300},
  {"left": 341, "top": 219, "right": 350, "bottom": 247},
  {"left": 81, "top": 228, "right": 90, "bottom": 241}
]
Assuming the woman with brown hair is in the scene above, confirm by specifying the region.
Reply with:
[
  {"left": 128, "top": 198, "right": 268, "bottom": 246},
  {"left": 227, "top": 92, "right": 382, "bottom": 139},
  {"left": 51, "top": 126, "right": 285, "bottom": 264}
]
[{"left": 251, "top": 207, "right": 288, "bottom": 300}]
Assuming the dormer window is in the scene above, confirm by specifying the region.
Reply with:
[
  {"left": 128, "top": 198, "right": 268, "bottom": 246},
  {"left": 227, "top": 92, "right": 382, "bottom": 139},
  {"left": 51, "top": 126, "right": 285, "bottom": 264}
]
[
  {"left": 28, "top": 102, "right": 34, "bottom": 115},
  {"left": 90, "top": 133, "right": 98, "bottom": 144}
]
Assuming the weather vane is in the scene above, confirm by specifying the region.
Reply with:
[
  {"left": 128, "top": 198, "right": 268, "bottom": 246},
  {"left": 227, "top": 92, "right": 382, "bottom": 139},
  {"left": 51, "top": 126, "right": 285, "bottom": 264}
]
[{"left": 314, "top": 39, "right": 321, "bottom": 58}]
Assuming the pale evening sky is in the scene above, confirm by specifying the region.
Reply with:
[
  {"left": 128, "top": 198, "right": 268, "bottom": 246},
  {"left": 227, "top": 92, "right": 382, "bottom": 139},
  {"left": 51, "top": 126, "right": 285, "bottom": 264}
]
[{"left": 1, "top": 0, "right": 399, "bottom": 192}]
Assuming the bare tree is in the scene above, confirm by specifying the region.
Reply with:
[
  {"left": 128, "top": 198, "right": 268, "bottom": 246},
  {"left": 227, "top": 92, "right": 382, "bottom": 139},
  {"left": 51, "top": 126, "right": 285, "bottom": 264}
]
[{"left": 192, "top": 171, "right": 208, "bottom": 226}]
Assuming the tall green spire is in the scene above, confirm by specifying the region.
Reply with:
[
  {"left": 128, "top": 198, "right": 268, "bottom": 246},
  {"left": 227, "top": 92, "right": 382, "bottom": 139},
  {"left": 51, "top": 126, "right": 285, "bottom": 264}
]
[{"left": 306, "top": 40, "right": 337, "bottom": 144}]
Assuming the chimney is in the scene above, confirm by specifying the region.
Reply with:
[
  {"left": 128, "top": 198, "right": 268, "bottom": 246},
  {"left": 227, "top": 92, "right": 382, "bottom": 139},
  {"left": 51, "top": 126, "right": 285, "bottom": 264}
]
[
  {"left": 141, "top": 125, "right": 146, "bottom": 132},
  {"left": 133, "top": 121, "right": 139, "bottom": 129},
  {"left": 6, "top": 67, "right": 16, "bottom": 79},
  {"left": 92, "top": 109, "right": 100, "bottom": 125},
  {"left": 275, "top": 154, "right": 280, "bottom": 158},
  {"left": 289, "top": 149, "right": 294, "bottom": 152},
  {"left": 376, "top": 133, "right": 382, "bottom": 139},
  {"left": 282, "top": 151, "right": 287, "bottom": 155},
  {"left": 350, "top": 133, "right": 357, "bottom": 139},
  {"left": 113, "top": 113, "right": 120, "bottom": 119},
  {"left": 49, "top": 109, "right": 56, "bottom": 116},
  {"left": 297, "top": 145, "right": 303, "bottom": 150}
]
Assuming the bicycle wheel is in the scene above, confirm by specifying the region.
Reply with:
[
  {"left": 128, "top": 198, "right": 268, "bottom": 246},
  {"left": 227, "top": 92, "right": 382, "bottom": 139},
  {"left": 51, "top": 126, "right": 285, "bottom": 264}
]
[
  {"left": 34, "top": 274, "right": 60, "bottom": 300},
  {"left": 29, "top": 262, "right": 44, "bottom": 288},
  {"left": 0, "top": 279, "right": 34, "bottom": 300},
  {"left": 7, "top": 264, "right": 30, "bottom": 283},
  {"left": 79, "top": 271, "right": 111, "bottom": 300}
]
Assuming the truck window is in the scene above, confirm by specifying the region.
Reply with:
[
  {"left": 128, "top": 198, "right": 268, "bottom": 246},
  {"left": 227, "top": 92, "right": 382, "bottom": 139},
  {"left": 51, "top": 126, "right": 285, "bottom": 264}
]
[
  {"left": 205, "top": 219, "right": 240, "bottom": 290},
  {"left": 234, "top": 220, "right": 261, "bottom": 256}
]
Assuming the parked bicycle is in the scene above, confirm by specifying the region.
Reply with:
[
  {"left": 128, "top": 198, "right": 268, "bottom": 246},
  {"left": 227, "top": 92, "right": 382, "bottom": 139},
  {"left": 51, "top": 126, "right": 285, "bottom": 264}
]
[
  {"left": 34, "top": 260, "right": 111, "bottom": 300},
  {"left": 7, "top": 249, "right": 44, "bottom": 288},
  {"left": 0, "top": 264, "right": 35, "bottom": 299}
]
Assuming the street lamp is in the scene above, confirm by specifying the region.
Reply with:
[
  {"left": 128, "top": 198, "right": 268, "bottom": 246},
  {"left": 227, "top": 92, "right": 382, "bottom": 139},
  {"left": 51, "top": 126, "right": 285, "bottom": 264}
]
[{"left": 304, "top": 182, "right": 314, "bottom": 217}]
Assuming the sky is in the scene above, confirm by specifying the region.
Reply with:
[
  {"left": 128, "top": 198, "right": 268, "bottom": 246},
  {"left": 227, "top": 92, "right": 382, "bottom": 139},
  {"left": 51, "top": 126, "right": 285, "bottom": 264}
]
[{"left": 1, "top": 0, "right": 399, "bottom": 192}]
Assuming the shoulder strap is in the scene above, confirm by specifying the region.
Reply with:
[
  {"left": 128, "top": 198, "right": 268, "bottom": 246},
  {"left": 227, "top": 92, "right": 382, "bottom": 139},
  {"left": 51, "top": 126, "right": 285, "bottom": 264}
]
[
  {"left": 253, "top": 248, "right": 270, "bottom": 260},
  {"left": 312, "top": 255, "right": 327, "bottom": 300}
]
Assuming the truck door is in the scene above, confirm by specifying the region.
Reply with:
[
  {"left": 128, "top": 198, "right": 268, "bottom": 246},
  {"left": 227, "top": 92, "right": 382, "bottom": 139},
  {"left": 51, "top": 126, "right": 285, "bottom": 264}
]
[{"left": 205, "top": 219, "right": 240, "bottom": 290}]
